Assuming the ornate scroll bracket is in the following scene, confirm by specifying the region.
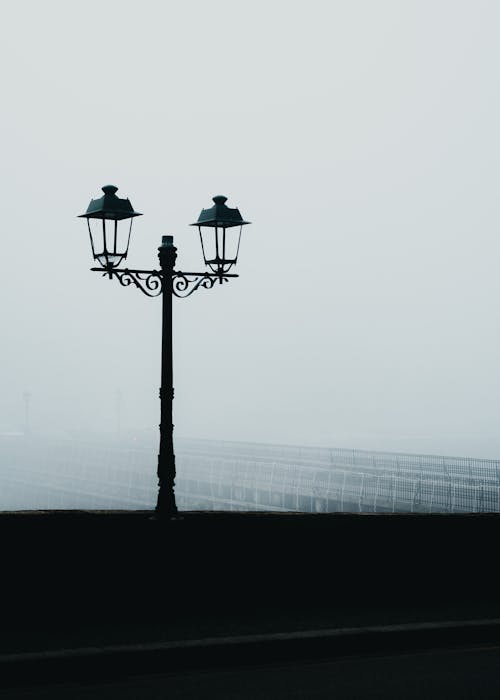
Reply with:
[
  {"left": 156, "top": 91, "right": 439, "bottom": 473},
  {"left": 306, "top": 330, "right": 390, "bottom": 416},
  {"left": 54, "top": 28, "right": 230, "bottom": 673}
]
[
  {"left": 172, "top": 272, "right": 227, "bottom": 298},
  {"left": 91, "top": 268, "right": 237, "bottom": 298},
  {"left": 92, "top": 268, "right": 164, "bottom": 297}
]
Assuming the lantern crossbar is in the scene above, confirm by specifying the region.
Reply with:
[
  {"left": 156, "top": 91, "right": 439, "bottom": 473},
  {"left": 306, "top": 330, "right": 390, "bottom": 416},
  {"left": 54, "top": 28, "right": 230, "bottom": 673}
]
[{"left": 90, "top": 267, "right": 238, "bottom": 299}]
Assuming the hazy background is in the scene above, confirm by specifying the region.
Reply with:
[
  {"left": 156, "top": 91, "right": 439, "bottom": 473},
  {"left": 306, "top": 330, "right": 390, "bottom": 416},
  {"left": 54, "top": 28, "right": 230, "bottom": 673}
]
[{"left": 1, "top": 0, "right": 500, "bottom": 457}]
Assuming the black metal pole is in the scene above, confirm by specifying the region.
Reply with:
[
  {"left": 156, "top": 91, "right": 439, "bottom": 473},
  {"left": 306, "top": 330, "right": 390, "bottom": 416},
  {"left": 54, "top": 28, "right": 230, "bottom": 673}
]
[{"left": 156, "top": 235, "right": 178, "bottom": 516}]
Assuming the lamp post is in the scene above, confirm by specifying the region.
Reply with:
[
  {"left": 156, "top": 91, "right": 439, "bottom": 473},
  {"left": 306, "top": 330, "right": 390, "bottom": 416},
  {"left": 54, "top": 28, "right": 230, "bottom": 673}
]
[{"left": 79, "top": 186, "right": 250, "bottom": 516}]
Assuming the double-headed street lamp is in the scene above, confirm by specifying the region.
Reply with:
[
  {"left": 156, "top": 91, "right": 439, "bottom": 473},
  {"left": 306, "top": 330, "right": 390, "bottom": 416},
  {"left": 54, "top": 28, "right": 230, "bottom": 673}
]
[{"left": 79, "top": 185, "right": 250, "bottom": 516}]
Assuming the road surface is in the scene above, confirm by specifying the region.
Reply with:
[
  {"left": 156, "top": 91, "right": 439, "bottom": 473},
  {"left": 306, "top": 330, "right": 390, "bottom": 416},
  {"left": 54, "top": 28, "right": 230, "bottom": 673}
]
[{"left": 3, "top": 644, "right": 500, "bottom": 699}]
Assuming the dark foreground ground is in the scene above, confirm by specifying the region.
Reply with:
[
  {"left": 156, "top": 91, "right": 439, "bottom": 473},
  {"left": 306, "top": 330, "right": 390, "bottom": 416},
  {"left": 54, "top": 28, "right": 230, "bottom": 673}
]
[
  {"left": 2, "top": 511, "right": 500, "bottom": 696},
  {"left": 4, "top": 645, "right": 500, "bottom": 699}
]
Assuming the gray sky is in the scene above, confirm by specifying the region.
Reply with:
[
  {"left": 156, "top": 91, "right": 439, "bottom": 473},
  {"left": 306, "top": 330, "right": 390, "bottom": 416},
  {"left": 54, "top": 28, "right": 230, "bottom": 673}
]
[{"left": 1, "top": 0, "right": 500, "bottom": 457}]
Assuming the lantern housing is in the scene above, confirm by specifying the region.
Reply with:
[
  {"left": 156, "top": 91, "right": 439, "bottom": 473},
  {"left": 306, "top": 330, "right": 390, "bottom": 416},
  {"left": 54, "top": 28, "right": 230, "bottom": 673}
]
[
  {"left": 79, "top": 185, "right": 142, "bottom": 269},
  {"left": 191, "top": 195, "right": 250, "bottom": 274}
]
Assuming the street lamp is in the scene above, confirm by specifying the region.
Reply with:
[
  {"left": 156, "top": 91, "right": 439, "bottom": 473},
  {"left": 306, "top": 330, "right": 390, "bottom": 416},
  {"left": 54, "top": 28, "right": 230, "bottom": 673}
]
[
  {"left": 193, "top": 195, "right": 250, "bottom": 275},
  {"left": 79, "top": 185, "right": 251, "bottom": 516}
]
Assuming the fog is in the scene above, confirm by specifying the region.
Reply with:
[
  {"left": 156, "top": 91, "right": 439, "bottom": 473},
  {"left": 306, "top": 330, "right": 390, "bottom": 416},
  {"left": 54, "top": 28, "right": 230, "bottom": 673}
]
[{"left": 1, "top": 0, "right": 500, "bottom": 458}]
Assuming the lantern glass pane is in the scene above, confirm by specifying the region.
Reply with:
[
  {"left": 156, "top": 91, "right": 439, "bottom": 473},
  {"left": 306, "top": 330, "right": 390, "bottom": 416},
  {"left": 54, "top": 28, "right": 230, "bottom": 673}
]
[
  {"left": 219, "top": 226, "right": 241, "bottom": 269},
  {"left": 87, "top": 218, "right": 133, "bottom": 268},
  {"left": 199, "top": 225, "right": 242, "bottom": 274}
]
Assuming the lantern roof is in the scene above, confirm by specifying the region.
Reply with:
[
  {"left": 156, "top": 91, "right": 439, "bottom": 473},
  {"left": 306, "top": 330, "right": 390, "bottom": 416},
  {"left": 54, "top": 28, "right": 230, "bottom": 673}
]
[
  {"left": 191, "top": 195, "right": 250, "bottom": 229},
  {"left": 79, "top": 185, "right": 142, "bottom": 221}
]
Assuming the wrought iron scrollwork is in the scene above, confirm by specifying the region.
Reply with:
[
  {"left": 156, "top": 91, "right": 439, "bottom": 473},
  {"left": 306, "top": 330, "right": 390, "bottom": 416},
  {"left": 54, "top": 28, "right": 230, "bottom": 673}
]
[
  {"left": 112, "top": 269, "right": 164, "bottom": 297},
  {"left": 172, "top": 272, "right": 227, "bottom": 298},
  {"left": 91, "top": 267, "right": 235, "bottom": 298}
]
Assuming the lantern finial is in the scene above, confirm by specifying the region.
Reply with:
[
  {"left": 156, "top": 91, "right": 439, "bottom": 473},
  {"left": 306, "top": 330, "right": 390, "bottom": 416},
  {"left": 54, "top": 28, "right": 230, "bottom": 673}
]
[{"left": 102, "top": 184, "right": 118, "bottom": 195}]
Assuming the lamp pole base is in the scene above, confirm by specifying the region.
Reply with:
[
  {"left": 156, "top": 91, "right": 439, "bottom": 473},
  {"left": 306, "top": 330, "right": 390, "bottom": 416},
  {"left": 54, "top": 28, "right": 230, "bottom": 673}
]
[{"left": 155, "top": 483, "right": 178, "bottom": 517}]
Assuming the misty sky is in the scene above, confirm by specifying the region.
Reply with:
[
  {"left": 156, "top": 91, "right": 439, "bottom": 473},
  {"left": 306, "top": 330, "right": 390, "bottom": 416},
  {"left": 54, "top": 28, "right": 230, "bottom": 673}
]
[{"left": 1, "top": 1, "right": 500, "bottom": 457}]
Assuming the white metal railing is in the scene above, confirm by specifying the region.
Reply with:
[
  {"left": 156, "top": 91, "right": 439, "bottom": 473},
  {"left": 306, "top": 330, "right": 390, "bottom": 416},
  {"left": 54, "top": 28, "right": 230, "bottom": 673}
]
[{"left": 2, "top": 436, "right": 500, "bottom": 513}]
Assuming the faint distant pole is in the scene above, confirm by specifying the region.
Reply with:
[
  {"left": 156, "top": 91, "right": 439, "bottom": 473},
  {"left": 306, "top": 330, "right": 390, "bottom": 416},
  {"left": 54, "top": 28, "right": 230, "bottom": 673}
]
[
  {"left": 23, "top": 391, "right": 31, "bottom": 436},
  {"left": 115, "top": 389, "right": 122, "bottom": 437}
]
